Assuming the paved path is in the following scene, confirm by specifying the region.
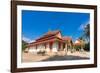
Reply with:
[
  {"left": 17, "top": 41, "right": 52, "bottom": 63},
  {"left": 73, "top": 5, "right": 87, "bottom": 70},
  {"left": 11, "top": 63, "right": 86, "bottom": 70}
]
[
  {"left": 22, "top": 51, "right": 90, "bottom": 62},
  {"left": 42, "top": 55, "right": 89, "bottom": 61}
]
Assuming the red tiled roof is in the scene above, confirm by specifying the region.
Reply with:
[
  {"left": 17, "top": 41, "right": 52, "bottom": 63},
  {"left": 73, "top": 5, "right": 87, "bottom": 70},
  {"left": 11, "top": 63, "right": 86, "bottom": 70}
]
[
  {"left": 45, "top": 30, "right": 60, "bottom": 36},
  {"left": 27, "top": 30, "right": 73, "bottom": 47},
  {"left": 36, "top": 30, "right": 60, "bottom": 41},
  {"left": 62, "top": 37, "right": 72, "bottom": 41},
  {"left": 28, "top": 36, "right": 65, "bottom": 47}
]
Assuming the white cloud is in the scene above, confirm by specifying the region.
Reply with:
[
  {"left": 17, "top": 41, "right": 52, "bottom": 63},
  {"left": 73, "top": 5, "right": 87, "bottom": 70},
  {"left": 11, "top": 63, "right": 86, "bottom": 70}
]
[
  {"left": 29, "top": 40, "right": 35, "bottom": 43},
  {"left": 22, "top": 36, "right": 31, "bottom": 43},
  {"left": 78, "top": 21, "right": 89, "bottom": 31},
  {"left": 22, "top": 36, "right": 35, "bottom": 43},
  {"left": 78, "top": 24, "right": 85, "bottom": 30}
]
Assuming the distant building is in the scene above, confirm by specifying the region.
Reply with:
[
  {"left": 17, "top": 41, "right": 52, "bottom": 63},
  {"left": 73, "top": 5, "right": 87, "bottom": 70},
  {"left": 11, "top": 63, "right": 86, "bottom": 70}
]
[
  {"left": 26, "top": 30, "right": 73, "bottom": 53},
  {"left": 74, "top": 39, "right": 81, "bottom": 46},
  {"left": 73, "top": 39, "right": 85, "bottom": 51}
]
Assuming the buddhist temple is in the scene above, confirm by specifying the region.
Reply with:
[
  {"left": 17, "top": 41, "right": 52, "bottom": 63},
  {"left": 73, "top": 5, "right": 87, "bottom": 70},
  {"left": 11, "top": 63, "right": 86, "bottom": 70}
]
[{"left": 26, "top": 30, "right": 73, "bottom": 53}]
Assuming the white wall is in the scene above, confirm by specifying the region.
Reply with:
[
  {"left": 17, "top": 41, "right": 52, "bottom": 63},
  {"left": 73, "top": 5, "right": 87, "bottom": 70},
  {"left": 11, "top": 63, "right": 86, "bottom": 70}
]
[
  {"left": 52, "top": 41, "right": 58, "bottom": 52},
  {"left": 0, "top": 0, "right": 100, "bottom": 73},
  {"left": 36, "top": 44, "right": 45, "bottom": 52},
  {"left": 28, "top": 46, "right": 37, "bottom": 53}
]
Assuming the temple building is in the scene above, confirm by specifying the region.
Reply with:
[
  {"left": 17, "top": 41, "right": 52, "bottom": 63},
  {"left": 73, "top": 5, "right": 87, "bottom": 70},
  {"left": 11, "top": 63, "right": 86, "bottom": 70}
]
[{"left": 26, "top": 30, "right": 73, "bottom": 53}]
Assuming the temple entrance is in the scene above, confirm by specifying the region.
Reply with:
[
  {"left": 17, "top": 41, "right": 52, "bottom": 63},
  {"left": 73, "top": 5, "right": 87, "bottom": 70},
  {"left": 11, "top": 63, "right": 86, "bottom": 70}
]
[
  {"left": 63, "top": 43, "right": 66, "bottom": 49},
  {"left": 49, "top": 42, "right": 53, "bottom": 50}
]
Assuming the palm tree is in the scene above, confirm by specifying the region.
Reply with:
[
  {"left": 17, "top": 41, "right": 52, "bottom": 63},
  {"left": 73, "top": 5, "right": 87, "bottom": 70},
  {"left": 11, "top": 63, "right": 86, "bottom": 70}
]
[
  {"left": 83, "top": 24, "right": 90, "bottom": 42},
  {"left": 79, "top": 24, "right": 90, "bottom": 51}
]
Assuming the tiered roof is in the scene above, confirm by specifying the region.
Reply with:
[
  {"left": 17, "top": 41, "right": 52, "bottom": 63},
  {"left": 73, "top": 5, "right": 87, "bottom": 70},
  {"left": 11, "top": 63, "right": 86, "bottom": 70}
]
[{"left": 28, "top": 30, "right": 72, "bottom": 47}]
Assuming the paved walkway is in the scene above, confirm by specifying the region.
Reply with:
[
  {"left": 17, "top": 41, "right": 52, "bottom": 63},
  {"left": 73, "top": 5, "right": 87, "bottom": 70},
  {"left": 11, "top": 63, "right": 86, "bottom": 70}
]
[{"left": 22, "top": 51, "right": 90, "bottom": 62}]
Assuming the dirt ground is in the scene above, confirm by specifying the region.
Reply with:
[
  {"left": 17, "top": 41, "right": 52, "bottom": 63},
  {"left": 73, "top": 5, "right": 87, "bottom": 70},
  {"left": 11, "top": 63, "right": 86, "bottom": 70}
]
[{"left": 22, "top": 51, "right": 90, "bottom": 62}]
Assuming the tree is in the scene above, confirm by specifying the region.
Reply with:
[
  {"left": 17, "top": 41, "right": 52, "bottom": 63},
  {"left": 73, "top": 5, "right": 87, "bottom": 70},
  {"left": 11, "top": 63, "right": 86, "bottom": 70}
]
[
  {"left": 79, "top": 37, "right": 85, "bottom": 50},
  {"left": 83, "top": 24, "right": 90, "bottom": 42},
  {"left": 22, "top": 40, "right": 28, "bottom": 51},
  {"left": 79, "top": 24, "right": 90, "bottom": 51}
]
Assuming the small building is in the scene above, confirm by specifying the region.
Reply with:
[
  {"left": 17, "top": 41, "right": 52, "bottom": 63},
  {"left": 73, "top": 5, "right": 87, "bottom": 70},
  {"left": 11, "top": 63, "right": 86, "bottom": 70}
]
[
  {"left": 26, "top": 30, "right": 73, "bottom": 53},
  {"left": 73, "top": 39, "right": 85, "bottom": 51},
  {"left": 74, "top": 39, "right": 82, "bottom": 46}
]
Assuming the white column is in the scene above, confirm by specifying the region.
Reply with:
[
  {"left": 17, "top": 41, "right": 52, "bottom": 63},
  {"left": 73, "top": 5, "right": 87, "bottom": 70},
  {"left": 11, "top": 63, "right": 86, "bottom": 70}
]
[
  {"left": 46, "top": 43, "right": 50, "bottom": 52},
  {"left": 61, "top": 43, "right": 63, "bottom": 51},
  {"left": 52, "top": 42, "right": 58, "bottom": 52},
  {"left": 65, "top": 43, "right": 68, "bottom": 54}
]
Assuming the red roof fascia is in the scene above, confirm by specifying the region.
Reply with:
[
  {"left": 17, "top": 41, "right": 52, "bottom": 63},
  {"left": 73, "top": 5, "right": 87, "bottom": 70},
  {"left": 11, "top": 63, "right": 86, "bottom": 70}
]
[{"left": 28, "top": 37, "right": 64, "bottom": 47}]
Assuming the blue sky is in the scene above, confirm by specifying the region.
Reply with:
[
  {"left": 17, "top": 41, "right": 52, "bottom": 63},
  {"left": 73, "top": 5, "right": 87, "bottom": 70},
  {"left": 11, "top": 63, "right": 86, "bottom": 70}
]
[{"left": 22, "top": 10, "right": 90, "bottom": 42}]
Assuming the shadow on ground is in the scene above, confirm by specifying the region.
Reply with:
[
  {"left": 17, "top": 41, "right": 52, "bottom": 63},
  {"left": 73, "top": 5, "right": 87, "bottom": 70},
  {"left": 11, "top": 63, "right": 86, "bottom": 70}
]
[{"left": 41, "top": 55, "right": 89, "bottom": 61}]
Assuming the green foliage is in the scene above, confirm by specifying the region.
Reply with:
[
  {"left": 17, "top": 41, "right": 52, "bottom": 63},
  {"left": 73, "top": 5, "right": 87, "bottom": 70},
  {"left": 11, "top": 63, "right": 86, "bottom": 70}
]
[
  {"left": 22, "top": 40, "right": 27, "bottom": 51},
  {"left": 77, "top": 24, "right": 90, "bottom": 51},
  {"left": 84, "top": 42, "right": 90, "bottom": 51},
  {"left": 83, "top": 24, "right": 90, "bottom": 43},
  {"left": 84, "top": 24, "right": 90, "bottom": 38},
  {"left": 74, "top": 45, "right": 81, "bottom": 51}
]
